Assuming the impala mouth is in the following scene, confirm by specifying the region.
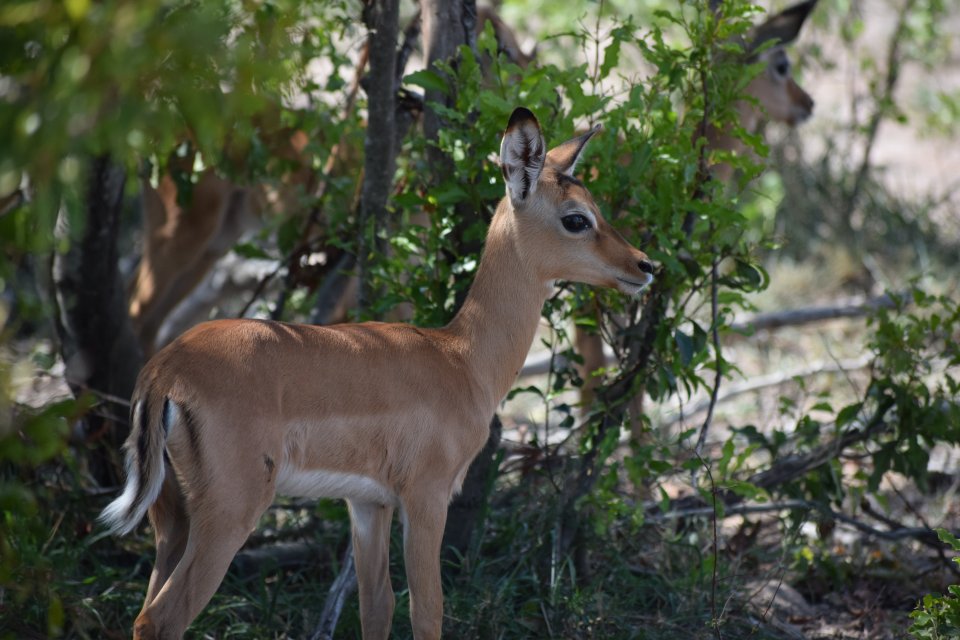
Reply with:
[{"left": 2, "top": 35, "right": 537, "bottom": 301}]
[{"left": 617, "top": 274, "right": 653, "bottom": 294}]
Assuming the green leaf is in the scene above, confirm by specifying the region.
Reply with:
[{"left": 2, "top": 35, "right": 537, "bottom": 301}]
[
  {"left": 936, "top": 527, "right": 960, "bottom": 552},
  {"left": 507, "top": 385, "right": 545, "bottom": 401},
  {"left": 233, "top": 242, "right": 272, "bottom": 260},
  {"left": 599, "top": 39, "right": 622, "bottom": 79},
  {"left": 836, "top": 402, "right": 863, "bottom": 427},
  {"left": 404, "top": 69, "right": 450, "bottom": 95},
  {"left": 675, "top": 329, "right": 694, "bottom": 366},
  {"left": 48, "top": 593, "right": 65, "bottom": 637},
  {"left": 725, "top": 480, "right": 765, "bottom": 501},
  {"left": 478, "top": 91, "right": 513, "bottom": 118}
]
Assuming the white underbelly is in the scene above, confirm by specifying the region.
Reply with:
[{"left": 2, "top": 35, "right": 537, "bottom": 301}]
[{"left": 275, "top": 465, "right": 396, "bottom": 505}]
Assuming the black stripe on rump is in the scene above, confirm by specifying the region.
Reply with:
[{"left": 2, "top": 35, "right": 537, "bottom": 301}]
[
  {"left": 178, "top": 403, "right": 205, "bottom": 488},
  {"left": 130, "top": 394, "right": 152, "bottom": 517}
]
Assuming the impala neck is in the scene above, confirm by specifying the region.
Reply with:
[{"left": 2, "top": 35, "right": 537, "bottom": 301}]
[{"left": 445, "top": 198, "right": 551, "bottom": 407}]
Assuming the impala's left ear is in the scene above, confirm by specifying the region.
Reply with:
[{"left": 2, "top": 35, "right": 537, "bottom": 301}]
[
  {"left": 500, "top": 107, "right": 546, "bottom": 206},
  {"left": 747, "top": 0, "right": 817, "bottom": 54},
  {"left": 545, "top": 123, "right": 602, "bottom": 176}
]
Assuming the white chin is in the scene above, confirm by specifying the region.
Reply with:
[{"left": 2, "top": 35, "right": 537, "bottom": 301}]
[{"left": 616, "top": 274, "right": 653, "bottom": 296}]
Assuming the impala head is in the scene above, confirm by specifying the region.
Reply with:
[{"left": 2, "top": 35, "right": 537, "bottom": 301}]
[
  {"left": 742, "top": 0, "right": 818, "bottom": 127},
  {"left": 499, "top": 107, "right": 654, "bottom": 296}
]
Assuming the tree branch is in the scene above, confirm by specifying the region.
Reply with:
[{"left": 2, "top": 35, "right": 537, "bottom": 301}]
[
  {"left": 729, "top": 291, "right": 902, "bottom": 334},
  {"left": 309, "top": 540, "right": 358, "bottom": 640},
  {"left": 661, "top": 355, "right": 874, "bottom": 427},
  {"left": 647, "top": 498, "right": 943, "bottom": 546}
]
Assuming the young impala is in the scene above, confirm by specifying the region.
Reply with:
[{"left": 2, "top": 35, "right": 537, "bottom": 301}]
[{"left": 100, "top": 108, "right": 654, "bottom": 640}]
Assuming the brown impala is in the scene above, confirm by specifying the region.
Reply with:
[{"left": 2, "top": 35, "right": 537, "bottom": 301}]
[{"left": 101, "top": 107, "right": 654, "bottom": 640}]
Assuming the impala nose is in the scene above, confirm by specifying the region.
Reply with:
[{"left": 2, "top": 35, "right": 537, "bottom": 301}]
[{"left": 638, "top": 259, "right": 655, "bottom": 275}]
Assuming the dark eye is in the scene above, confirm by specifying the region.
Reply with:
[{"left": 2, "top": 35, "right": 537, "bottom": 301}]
[
  {"left": 774, "top": 60, "right": 790, "bottom": 77},
  {"left": 561, "top": 213, "right": 592, "bottom": 233}
]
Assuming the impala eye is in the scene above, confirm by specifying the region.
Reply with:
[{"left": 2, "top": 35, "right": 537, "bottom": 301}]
[
  {"left": 561, "top": 213, "right": 592, "bottom": 233},
  {"left": 774, "top": 60, "right": 790, "bottom": 77}
]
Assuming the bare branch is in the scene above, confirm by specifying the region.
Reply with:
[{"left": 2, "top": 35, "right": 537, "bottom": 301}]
[
  {"left": 729, "top": 292, "right": 902, "bottom": 334},
  {"left": 647, "top": 498, "right": 942, "bottom": 546},
  {"left": 694, "top": 250, "right": 723, "bottom": 459},
  {"left": 661, "top": 355, "right": 874, "bottom": 427},
  {"left": 310, "top": 540, "right": 358, "bottom": 640}
]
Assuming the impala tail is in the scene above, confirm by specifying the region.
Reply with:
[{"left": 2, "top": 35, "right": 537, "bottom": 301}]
[{"left": 99, "top": 393, "right": 170, "bottom": 536}]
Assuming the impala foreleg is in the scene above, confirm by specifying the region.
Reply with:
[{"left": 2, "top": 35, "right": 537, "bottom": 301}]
[
  {"left": 349, "top": 500, "right": 396, "bottom": 640},
  {"left": 400, "top": 494, "right": 448, "bottom": 640}
]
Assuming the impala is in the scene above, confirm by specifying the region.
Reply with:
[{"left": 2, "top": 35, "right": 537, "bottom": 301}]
[
  {"left": 128, "top": 119, "right": 313, "bottom": 357},
  {"left": 706, "top": 0, "right": 818, "bottom": 182},
  {"left": 576, "top": 0, "right": 818, "bottom": 408},
  {"left": 101, "top": 108, "right": 654, "bottom": 640}
]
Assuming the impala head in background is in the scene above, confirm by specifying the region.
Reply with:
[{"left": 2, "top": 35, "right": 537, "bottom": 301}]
[
  {"left": 741, "top": 0, "right": 818, "bottom": 128},
  {"left": 100, "top": 108, "right": 652, "bottom": 640},
  {"left": 576, "top": 0, "right": 819, "bottom": 410},
  {"left": 703, "top": 0, "right": 819, "bottom": 182}
]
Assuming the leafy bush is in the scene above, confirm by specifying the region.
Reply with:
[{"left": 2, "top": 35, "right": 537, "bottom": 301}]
[{"left": 910, "top": 529, "right": 960, "bottom": 640}]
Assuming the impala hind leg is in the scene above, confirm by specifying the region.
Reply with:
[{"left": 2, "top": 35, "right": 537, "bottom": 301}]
[
  {"left": 133, "top": 490, "right": 274, "bottom": 640},
  {"left": 348, "top": 500, "right": 396, "bottom": 640},
  {"left": 143, "top": 468, "right": 189, "bottom": 607},
  {"left": 400, "top": 496, "right": 447, "bottom": 640}
]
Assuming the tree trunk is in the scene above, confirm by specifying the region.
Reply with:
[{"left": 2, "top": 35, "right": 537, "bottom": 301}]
[
  {"left": 356, "top": 0, "right": 400, "bottom": 314},
  {"left": 420, "top": 0, "right": 497, "bottom": 561},
  {"left": 420, "top": 0, "right": 473, "bottom": 158},
  {"left": 442, "top": 414, "right": 501, "bottom": 558},
  {"left": 52, "top": 154, "right": 143, "bottom": 484}
]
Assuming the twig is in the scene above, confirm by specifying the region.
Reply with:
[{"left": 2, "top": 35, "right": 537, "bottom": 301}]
[
  {"left": 518, "top": 296, "right": 888, "bottom": 380},
  {"left": 757, "top": 519, "right": 806, "bottom": 626},
  {"left": 268, "top": 37, "right": 372, "bottom": 321},
  {"left": 63, "top": 379, "right": 132, "bottom": 408},
  {"left": 237, "top": 260, "right": 285, "bottom": 318},
  {"left": 310, "top": 540, "right": 358, "bottom": 640},
  {"left": 845, "top": 0, "right": 917, "bottom": 223},
  {"left": 694, "top": 249, "right": 722, "bottom": 458},
  {"left": 660, "top": 355, "right": 873, "bottom": 427},
  {"left": 888, "top": 482, "right": 960, "bottom": 579},
  {"left": 646, "top": 498, "right": 938, "bottom": 544},
  {"left": 697, "top": 452, "right": 722, "bottom": 640},
  {"left": 230, "top": 541, "right": 323, "bottom": 578}
]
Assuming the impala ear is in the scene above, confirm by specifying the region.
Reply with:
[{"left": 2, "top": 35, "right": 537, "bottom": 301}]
[
  {"left": 747, "top": 0, "right": 817, "bottom": 54},
  {"left": 546, "top": 123, "right": 602, "bottom": 176},
  {"left": 500, "top": 107, "right": 546, "bottom": 205}
]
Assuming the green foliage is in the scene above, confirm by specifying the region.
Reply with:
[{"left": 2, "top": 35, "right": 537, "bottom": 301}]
[
  {"left": 0, "top": 395, "right": 88, "bottom": 638},
  {"left": 0, "top": 0, "right": 355, "bottom": 258},
  {"left": 909, "top": 529, "right": 960, "bottom": 639},
  {"left": 863, "top": 288, "right": 960, "bottom": 490}
]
